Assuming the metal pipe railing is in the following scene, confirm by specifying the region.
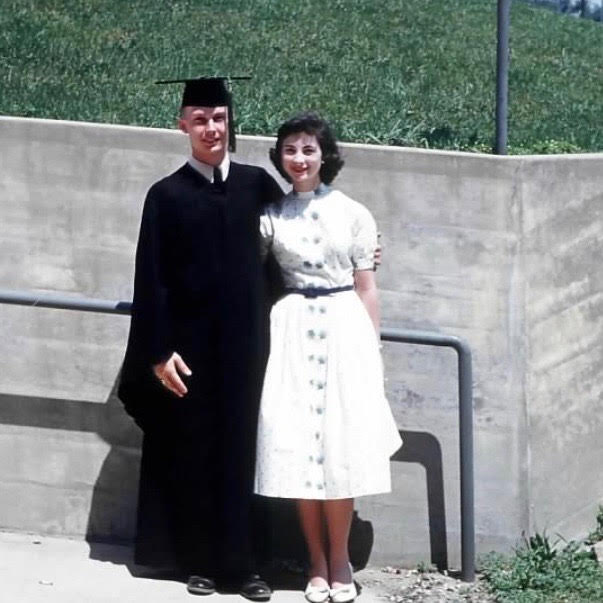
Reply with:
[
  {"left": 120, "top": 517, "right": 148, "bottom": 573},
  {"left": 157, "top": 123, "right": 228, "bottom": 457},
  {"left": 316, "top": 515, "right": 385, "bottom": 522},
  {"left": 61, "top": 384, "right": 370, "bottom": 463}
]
[
  {"left": 0, "top": 289, "right": 132, "bottom": 314},
  {"left": 0, "top": 288, "right": 475, "bottom": 581},
  {"left": 381, "top": 327, "right": 474, "bottom": 581}
]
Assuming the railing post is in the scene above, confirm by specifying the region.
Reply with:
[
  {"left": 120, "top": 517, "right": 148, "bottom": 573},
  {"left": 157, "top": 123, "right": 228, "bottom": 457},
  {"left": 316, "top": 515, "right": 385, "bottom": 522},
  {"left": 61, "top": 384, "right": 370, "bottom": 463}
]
[{"left": 456, "top": 341, "right": 475, "bottom": 582}]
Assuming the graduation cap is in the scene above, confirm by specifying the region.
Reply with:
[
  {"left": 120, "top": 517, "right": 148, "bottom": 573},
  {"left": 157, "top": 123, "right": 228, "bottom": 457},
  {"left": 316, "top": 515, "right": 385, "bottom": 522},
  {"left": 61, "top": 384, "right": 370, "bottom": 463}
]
[{"left": 156, "top": 76, "right": 251, "bottom": 152}]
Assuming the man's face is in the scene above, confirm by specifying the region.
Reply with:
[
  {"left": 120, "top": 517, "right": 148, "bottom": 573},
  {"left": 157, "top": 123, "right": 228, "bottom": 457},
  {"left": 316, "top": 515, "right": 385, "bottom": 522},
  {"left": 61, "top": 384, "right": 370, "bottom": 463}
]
[{"left": 179, "top": 105, "right": 228, "bottom": 165}]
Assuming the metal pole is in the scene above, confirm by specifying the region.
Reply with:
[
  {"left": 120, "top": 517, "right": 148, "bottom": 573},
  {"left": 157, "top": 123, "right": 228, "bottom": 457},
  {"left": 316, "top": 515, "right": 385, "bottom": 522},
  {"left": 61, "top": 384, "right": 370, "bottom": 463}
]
[
  {"left": 457, "top": 341, "right": 475, "bottom": 581},
  {"left": 495, "top": 0, "right": 511, "bottom": 155}
]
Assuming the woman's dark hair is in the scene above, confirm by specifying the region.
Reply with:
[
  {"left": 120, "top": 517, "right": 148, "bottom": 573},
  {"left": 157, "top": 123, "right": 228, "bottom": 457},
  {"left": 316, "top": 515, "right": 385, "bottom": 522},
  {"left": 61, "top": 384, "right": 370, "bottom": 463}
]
[{"left": 269, "top": 112, "right": 344, "bottom": 185}]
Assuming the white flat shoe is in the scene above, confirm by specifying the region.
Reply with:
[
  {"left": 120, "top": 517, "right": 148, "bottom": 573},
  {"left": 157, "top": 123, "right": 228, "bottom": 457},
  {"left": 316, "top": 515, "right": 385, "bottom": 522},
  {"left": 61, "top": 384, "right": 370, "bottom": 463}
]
[
  {"left": 329, "top": 583, "right": 357, "bottom": 603},
  {"left": 304, "top": 582, "right": 330, "bottom": 603}
]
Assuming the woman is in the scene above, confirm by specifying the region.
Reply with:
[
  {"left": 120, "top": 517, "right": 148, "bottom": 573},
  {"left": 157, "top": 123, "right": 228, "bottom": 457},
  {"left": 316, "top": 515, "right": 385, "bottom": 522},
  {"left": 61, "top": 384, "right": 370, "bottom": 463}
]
[{"left": 254, "top": 113, "right": 402, "bottom": 603}]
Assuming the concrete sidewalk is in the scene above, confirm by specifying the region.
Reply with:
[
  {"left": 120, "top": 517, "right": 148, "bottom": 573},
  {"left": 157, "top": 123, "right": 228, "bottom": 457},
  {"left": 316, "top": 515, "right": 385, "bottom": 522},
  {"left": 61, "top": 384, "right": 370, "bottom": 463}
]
[{"left": 0, "top": 531, "right": 383, "bottom": 603}]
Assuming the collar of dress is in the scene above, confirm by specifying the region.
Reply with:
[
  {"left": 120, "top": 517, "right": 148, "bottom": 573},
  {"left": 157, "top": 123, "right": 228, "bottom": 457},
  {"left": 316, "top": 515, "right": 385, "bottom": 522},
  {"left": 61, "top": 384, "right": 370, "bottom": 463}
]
[
  {"left": 291, "top": 182, "right": 330, "bottom": 200},
  {"left": 188, "top": 153, "right": 231, "bottom": 183}
]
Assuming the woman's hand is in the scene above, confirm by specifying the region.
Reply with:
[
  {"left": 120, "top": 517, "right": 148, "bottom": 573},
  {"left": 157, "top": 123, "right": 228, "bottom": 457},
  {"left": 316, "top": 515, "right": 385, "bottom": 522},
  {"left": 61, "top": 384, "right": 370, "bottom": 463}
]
[{"left": 153, "top": 352, "right": 192, "bottom": 398}]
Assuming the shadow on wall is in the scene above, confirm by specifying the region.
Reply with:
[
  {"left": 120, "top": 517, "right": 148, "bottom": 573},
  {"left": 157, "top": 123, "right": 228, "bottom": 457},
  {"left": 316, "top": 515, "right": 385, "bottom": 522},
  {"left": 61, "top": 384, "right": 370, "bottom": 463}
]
[
  {"left": 392, "top": 431, "right": 448, "bottom": 571},
  {"left": 0, "top": 388, "right": 448, "bottom": 572},
  {"left": 0, "top": 380, "right": 142, "bottom": 547},
  {"left": 87, "top": 422, "right": 448, "bottom": 573},
  {"left": 85, "top": 377, "right": 142, "bottom": 552}
]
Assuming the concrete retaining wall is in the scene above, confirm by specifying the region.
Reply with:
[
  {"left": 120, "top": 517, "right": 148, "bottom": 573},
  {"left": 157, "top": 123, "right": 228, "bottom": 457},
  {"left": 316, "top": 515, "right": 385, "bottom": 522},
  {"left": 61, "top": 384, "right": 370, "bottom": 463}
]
[
  {"left": 0, "top": 116, "right": 601, "bottom": 568},
  {"left": 521, "top": 156, "right": 603, "bottom": 539}
]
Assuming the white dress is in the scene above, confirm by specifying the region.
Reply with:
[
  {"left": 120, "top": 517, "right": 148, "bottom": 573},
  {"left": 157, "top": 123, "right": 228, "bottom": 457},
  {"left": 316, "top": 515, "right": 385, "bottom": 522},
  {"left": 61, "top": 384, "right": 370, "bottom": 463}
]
[{"left": 254, "top": 185, "right": 402, "bottom": 500}]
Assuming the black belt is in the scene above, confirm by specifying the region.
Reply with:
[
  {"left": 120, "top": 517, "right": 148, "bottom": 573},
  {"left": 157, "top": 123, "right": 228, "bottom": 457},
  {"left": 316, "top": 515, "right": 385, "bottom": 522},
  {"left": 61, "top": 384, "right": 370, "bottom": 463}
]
[{"left": 283, "top": 285, "right": 354, "bottom": 298}]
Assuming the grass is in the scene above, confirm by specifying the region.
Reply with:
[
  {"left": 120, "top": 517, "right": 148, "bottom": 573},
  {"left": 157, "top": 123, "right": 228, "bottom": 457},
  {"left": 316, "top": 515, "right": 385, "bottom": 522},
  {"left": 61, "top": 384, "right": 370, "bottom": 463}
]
[
  {"left": 0, "top": 0, "right": 602, "bottom": 152},
  {"left": 481, "top": 531, "right": 603, "bottom": 602}
]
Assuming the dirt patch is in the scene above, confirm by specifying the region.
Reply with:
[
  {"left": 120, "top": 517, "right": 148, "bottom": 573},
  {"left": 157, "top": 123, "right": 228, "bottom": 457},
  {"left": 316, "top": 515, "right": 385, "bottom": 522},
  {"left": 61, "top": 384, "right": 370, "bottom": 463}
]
[{"left": 356, "top": 565, "right": 495, "bottom": 602}]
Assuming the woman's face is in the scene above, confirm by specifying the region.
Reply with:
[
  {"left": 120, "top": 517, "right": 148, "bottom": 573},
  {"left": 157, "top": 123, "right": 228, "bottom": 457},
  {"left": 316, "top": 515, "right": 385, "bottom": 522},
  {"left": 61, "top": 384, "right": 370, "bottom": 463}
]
[{"left": 280, "top": 132, "right": 322, "bottom": 192}]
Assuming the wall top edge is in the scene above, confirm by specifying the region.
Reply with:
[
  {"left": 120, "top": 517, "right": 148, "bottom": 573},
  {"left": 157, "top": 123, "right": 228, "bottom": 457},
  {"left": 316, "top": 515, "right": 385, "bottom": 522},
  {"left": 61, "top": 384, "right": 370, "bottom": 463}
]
[
  {"left": 0, "top": 114, "right": 181, "bottom": 137},
  {"left": 2, "top": 115, "right": 602, "bottom": 161}
]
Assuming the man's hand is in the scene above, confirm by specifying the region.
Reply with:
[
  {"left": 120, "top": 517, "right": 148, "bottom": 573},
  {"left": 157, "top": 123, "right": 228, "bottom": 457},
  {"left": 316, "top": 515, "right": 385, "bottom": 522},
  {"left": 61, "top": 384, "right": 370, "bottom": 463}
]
[{"left": 153, "top": 352, "right": 192, "bottom": 398}]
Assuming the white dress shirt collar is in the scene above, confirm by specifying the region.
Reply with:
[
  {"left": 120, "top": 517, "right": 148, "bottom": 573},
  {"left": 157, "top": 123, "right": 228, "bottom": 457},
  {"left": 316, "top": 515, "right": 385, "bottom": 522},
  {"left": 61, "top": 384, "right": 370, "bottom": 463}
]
[{"left": 188, "top": 153, "right": 231, "bottom": 183}]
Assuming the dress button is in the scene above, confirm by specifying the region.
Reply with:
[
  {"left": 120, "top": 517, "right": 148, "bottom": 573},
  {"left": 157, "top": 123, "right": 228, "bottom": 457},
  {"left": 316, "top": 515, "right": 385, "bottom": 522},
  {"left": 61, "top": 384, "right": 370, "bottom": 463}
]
[
  {"left": 303, "top": 260, "right": 312, "bottom": 268},
  {"left": 307, "top": 329, "right": 315, "bottom": 338},
  {"left": 319, "top": 306, "right": 326, "bottom": 314},
  {"left": 315, "top": 262, "right": 324, "bottom": 269},
  {"left": 302, "top": 237, "right": 308, "bottom": 243},
  {"left": 315, "top": 432, "right": 321, "bottom": 440},
  {"left": 317, "top": 483, "right": 324, "bottom": 490},
  {"left": 308, "top": 354, "right": 315, "bottom": 361},
  {"left": 316, "top": 382, "right": 325, "bottom": 390},
  {"left": 318, "top": 356, "right": 326, "bottom": 364},
  {"left": 309, "top": 455, "right": 314, "bottom": 462},
  {"left": 319, "top": 330, "right": 327, "bottom": 339},
  {"left": 316, "top": 407, "right": 324, "bottom": 414},
  {"left": 311, "top": 212, "right": 319, "bottom": 220},
  {"left": 314, "top": 237, "right": 321, "bottom": 244},
  {"left": 316, "top": 457, "right": 324, "bottom": 465},
  {"left": 309, "top": 379, "right": 315, "bottom": 386},
  {"left": 308, "top": 305, "right": 315, "bottom": 312},
  {"left": 305, "top": 481, "right": 312, "bottom": 488}
]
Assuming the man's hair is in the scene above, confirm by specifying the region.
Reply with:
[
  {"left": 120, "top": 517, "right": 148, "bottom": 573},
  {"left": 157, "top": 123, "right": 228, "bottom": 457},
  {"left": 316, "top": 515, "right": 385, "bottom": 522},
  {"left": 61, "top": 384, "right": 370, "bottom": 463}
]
[{"left": 269, "top": 112, "right": 344, "bottom": 184}]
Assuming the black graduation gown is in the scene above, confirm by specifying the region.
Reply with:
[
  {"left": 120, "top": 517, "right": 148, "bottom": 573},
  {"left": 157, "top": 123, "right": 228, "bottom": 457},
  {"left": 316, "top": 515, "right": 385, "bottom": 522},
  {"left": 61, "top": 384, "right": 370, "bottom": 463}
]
[{"left": 118, "top": 161, "right": 283, "bottom": 577}]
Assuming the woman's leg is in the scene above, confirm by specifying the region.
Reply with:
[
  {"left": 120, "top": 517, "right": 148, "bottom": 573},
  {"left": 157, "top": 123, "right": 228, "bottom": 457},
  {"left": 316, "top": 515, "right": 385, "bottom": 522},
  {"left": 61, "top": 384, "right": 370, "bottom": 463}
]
[
  {"left": 323, "top": 498, "right": 354, "bottom": 587},
  {"left": 297, "top": 499, "right": 329, "bottom": 587}
]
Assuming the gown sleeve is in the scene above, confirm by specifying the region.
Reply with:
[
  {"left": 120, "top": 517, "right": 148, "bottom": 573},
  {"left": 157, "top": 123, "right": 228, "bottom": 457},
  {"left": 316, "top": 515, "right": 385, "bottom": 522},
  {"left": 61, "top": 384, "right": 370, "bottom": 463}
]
[
  {"left": 350, "top": 202, "right": 378, "bottom": 271},
  {"left": 118, "top": 183, "right": 174, "bottom": 426},
  {"left": 130, "top": 184, "right": 173, "bottom": 365}
]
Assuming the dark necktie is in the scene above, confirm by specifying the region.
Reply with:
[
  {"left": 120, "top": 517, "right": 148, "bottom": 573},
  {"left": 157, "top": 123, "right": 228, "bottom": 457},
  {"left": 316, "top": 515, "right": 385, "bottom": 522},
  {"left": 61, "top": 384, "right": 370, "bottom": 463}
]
[{"left": 213, "top": 166, "right": 223, "bottom": 185}]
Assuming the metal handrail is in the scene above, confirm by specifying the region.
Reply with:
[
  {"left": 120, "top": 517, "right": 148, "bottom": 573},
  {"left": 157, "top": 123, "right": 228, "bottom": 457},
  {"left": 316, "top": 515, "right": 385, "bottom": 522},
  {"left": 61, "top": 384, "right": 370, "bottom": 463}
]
[
  {"left": 0, "top": 288, "right": 475, "bottom": 581},
  {"left": 381, "top": 327, "right": 474, "bottom": 581},
  {"left": 0, "top": 289, "right": 132, "bottom": 314}
]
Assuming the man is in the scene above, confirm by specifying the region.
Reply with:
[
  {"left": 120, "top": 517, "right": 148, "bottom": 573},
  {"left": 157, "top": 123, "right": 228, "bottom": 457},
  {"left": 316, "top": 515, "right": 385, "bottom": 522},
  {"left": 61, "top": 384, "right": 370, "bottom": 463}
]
[{"left": 118, "top": 77, "right": 283, "bottom": 599}]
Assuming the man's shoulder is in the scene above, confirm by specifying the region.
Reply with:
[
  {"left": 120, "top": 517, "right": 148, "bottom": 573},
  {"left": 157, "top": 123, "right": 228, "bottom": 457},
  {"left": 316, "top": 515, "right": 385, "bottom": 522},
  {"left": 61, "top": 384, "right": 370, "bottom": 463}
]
[
  {"left": 148, "top": 163, "right": 192, "bottom": 193},
  {"left": 144, "top": 164, "right": 210, "bottom": 209},
  {"left": 229, "top": 162, "right": 283, "bottom": 205}
]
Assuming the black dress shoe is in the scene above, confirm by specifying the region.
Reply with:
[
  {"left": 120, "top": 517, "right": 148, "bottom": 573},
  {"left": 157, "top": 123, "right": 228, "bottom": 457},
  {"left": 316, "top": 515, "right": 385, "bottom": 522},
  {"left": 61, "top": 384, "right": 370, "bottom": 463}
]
[
  {"left": 187, "top": 575, "right": 217, "bottom": 595},
  {"left": 239, "top": 574, "right": 272, "bottom": 601}
]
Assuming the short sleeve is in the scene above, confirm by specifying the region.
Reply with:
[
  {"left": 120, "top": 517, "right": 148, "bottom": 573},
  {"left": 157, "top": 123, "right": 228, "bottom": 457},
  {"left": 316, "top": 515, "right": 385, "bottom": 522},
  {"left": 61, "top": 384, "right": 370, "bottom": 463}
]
[
  {"left": 259, "top": 210, "right": 274, "bottom": 262},
  {"left": 350, "top": 203, "right": 377, "bottom": 270}
]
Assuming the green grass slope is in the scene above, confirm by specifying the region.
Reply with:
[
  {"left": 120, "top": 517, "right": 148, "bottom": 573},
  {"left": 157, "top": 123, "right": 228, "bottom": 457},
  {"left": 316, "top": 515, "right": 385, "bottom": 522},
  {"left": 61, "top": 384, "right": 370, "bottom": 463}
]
[{"left": 1, "top": 0, "right": 601, "bottom": 152}]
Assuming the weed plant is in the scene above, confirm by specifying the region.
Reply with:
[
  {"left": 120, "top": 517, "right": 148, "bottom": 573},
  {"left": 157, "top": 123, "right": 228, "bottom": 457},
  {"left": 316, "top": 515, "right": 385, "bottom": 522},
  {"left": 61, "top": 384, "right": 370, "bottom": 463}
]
[
  {"left": 1, "top": 0, "right": 602, "bottom": 152},
  {"left": 586, "top": 506, "right": 603, "bottom": 546},
  {"left": 481, "top": 532, "right": 603, "bottom": 602}
]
